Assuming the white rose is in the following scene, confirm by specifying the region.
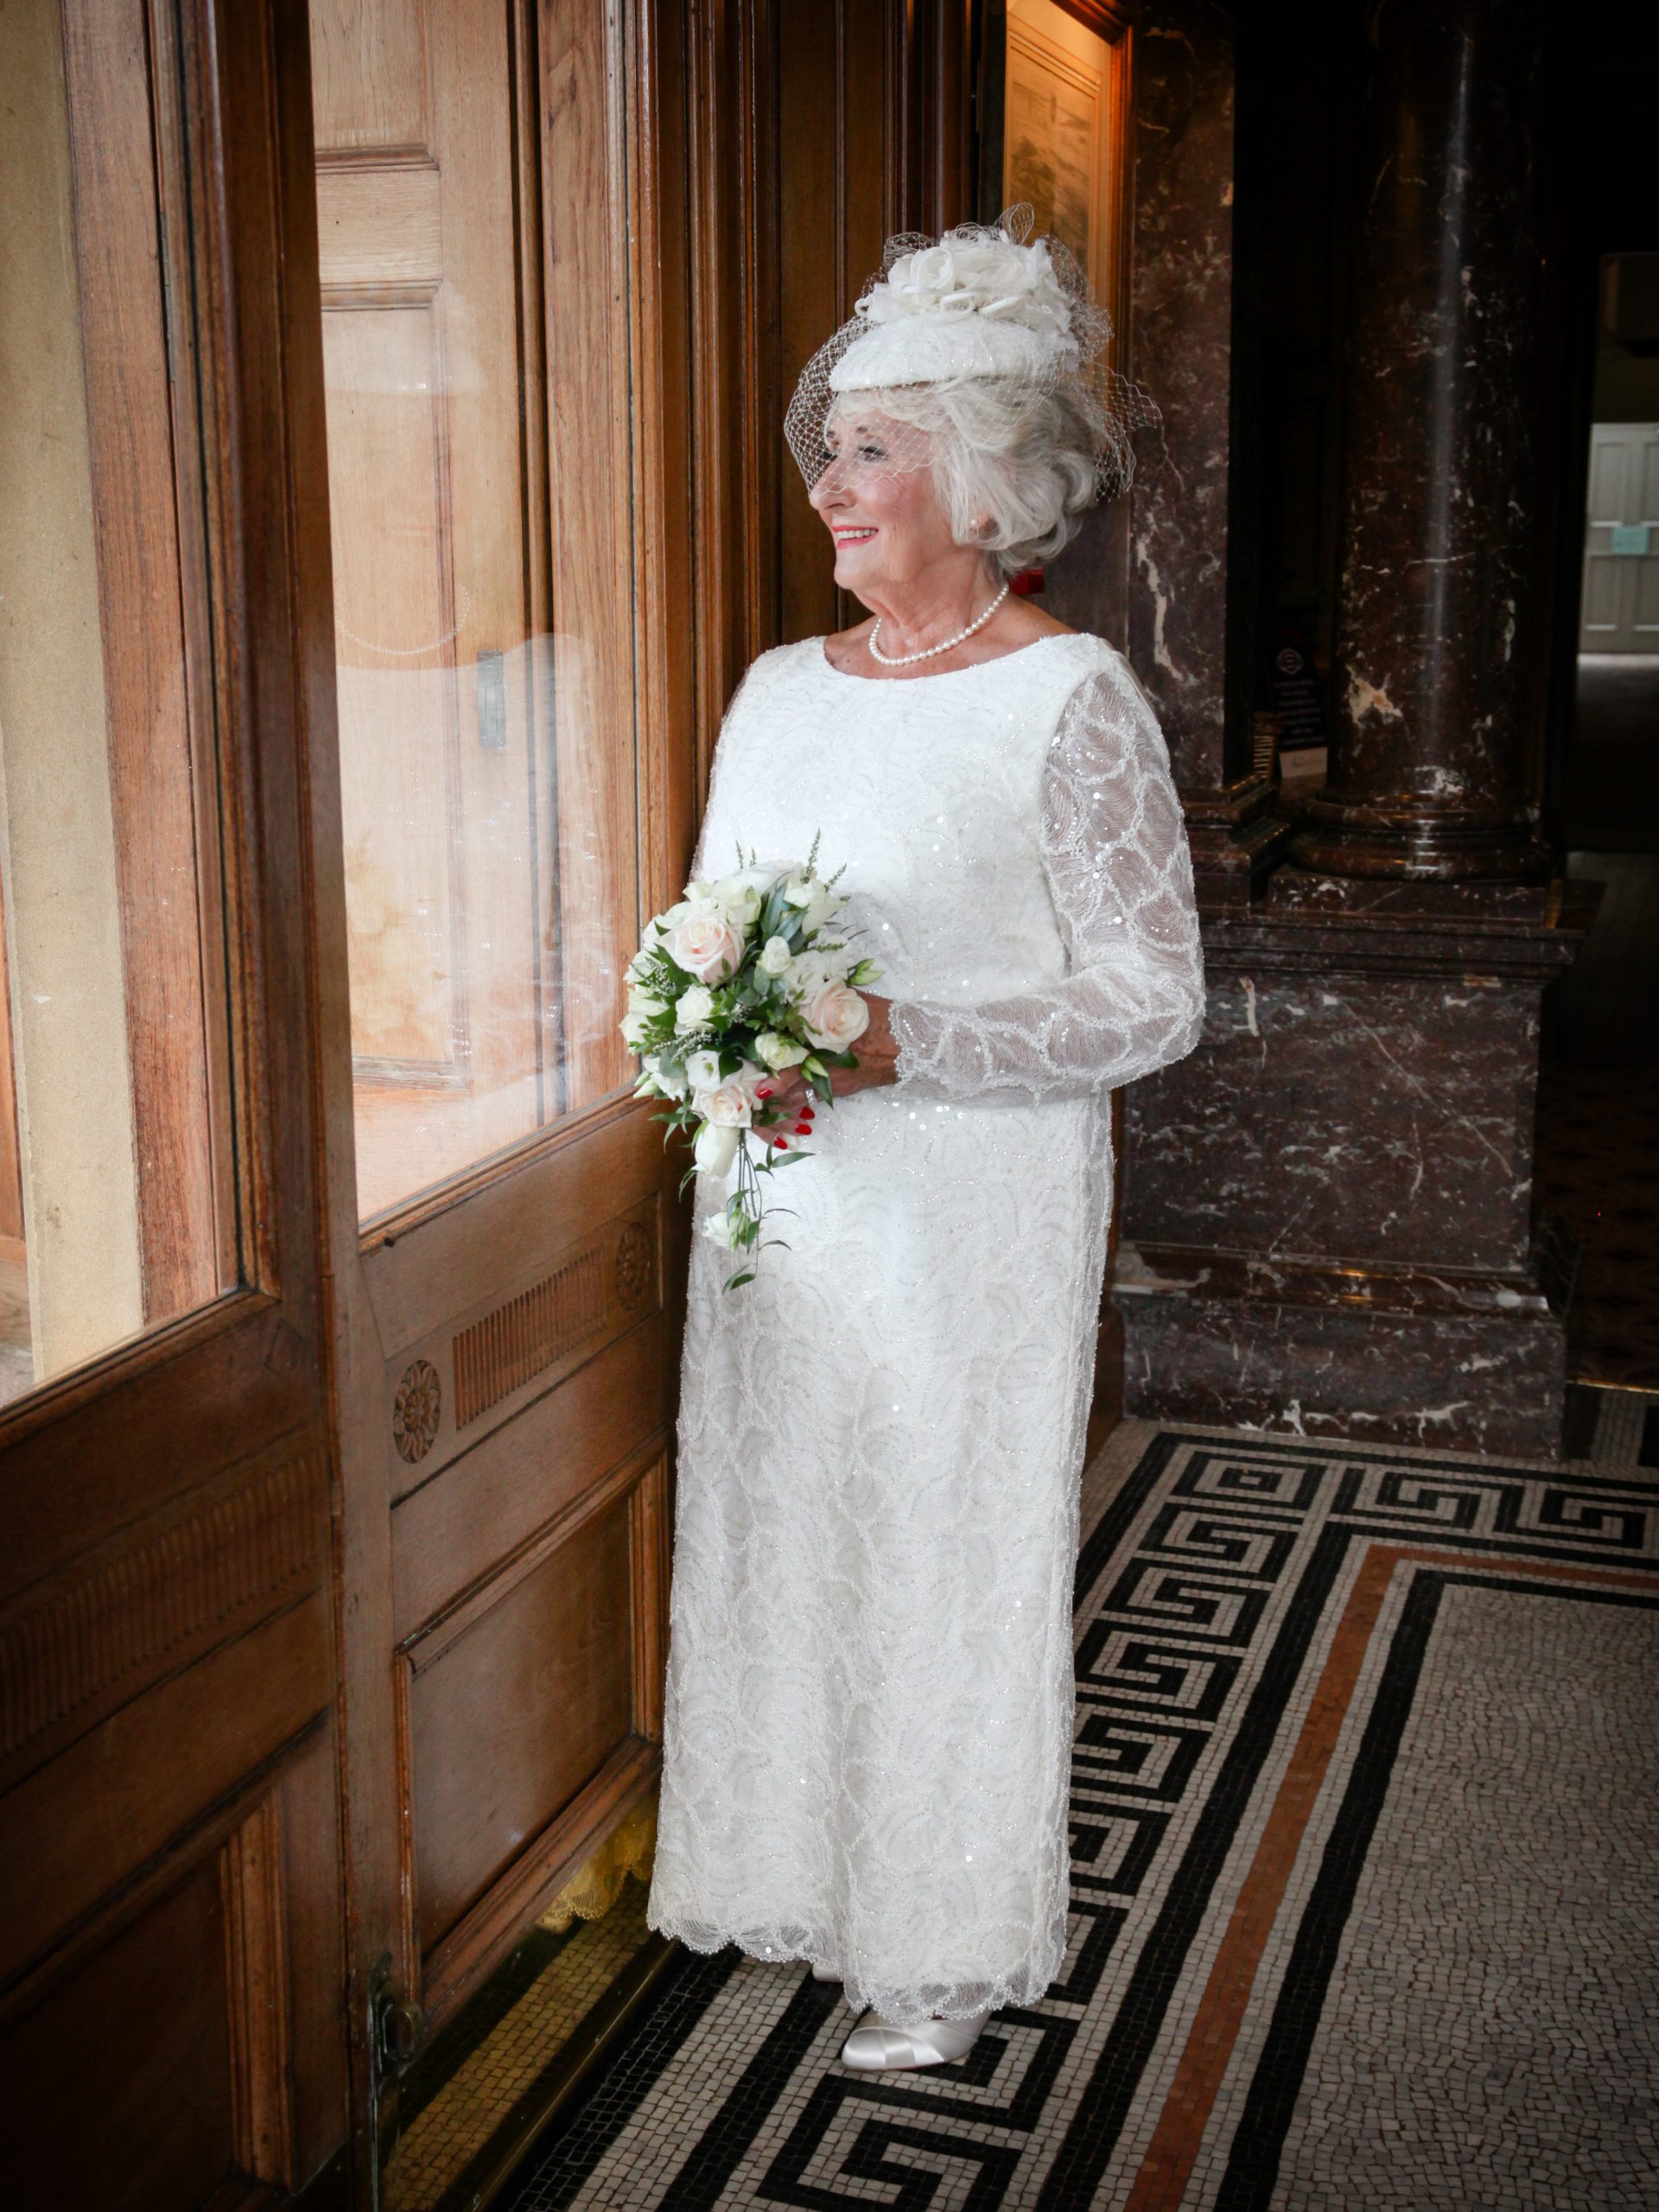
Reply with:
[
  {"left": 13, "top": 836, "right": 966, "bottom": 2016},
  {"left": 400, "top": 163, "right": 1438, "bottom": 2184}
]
[
  {"left": 800, "top": 978, "right": 870, "bottom": 1052},
  {"left": 753, "top": 1031, "right": 809, "bottom": 1072},
  {"left": 668, "top": 906, "right": 743, "bottom": 984},
  {"left": 785, "top": 950, "right": 837, "bottom": 1001},
  {"left": 693, "top": 1120, "right": 740, "bottom": 1177},
  {"left": 704, "top": 867, "right": 769, "bottom": 925},
  {"left": 701, "top": 1208, "right": 744, "bottom": 1249},
  {"left": 626, "top": 985, "right": 667, "bottom": 1016},
  {"left": 758, "top": 934, "right": 793, "bottom": 977},
  {"left": 646, "top": 1054, "right": 689, "bottom": 1098},
  {"left": 683, "top": 1047, "right": 723, "bottom": 1091},
  {"left": 620, "top": 1011, "right": 654, "bottom": 1050},
  {"left": 650, "top": 899, "right": 692, "bottom": 943},
  {"left": 675, "top": 985, "right": 715, "bottom": 1033},
  {"left": 783, "top": 875, "right": 836, "bottom": 933},
  {"left": 696, "top": 1081, "right": 753, "bottom": 1129}
]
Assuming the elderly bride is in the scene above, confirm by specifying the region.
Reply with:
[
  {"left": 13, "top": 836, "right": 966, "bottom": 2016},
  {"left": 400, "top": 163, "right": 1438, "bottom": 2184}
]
[{"left": 645, "top": 212, "right": 1205, "bottom": 2073}]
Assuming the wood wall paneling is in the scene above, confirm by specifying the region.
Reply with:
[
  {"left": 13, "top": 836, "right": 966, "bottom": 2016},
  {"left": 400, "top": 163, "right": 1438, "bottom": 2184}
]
[
  {"left": 406, "top": 1499, "right": 633, "bottom": 1954},
  {"left": 395, "top": 1449, "right": 669, "bottom": 2023},
  {"left": 0, "top": 1721, "right": 345, "bottom": 2209},
  {"left": 720, "top": 2, "right": 978, "bottom": 653},
  {"left": 221, "top": 1796, "right": 297, "bottom": 2190},
  {"left": 0, "top": 1438, "right": 322, "bottom": 1795},
  {"left": 378, "top": 1192, "right": 661, "bottom": 1502},
  {"left": 391, "top": 1316, "right": 671, "bottom": 1642},
  {"left": 359, "top": 1095, "right": 660, "bottom": 1342},
  {"left": 0, "top": 1852, "right": 239, "bottom": 2212},
  {"left": 0, "top": 1588, "right": 332, "bottom": 1989},
  {"left": 420, "top": 1738, "right": 660, "bottom": 2024}
]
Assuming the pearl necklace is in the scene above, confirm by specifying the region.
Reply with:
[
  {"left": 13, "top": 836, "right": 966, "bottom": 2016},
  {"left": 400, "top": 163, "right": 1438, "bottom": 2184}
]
[{"left": 867, "top": 581, "right": 1011, "bottom": 667}]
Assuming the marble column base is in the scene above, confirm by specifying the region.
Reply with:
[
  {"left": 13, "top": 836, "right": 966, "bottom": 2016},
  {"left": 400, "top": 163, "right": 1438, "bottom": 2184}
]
[
  {"left": 1113, "top": 894, "right": 1587, "bottom": 1457},
  {"left": 1114, "top": 1228, "right": 1575, "bottom": 1458}
]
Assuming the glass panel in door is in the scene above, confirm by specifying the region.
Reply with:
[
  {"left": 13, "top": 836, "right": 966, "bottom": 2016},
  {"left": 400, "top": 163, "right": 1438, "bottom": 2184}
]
[
  {"left": 312, "top": 0, "right": 639, "bottom": 1221},
  {"left": 0, "top": 0, "right": 238, "bottom": 1402}
]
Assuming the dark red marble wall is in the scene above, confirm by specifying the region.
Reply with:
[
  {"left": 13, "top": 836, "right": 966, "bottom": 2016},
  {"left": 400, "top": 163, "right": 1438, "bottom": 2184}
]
[
  {"left": 1126, "top": 961, "right": 1539, "bottom": 1274},
  {"left": 1122, "top": 0, "right": 1237, "bottom": 798},
  {"left": 1098, "top": 0, "right": 1587, "bottom": 1457}
]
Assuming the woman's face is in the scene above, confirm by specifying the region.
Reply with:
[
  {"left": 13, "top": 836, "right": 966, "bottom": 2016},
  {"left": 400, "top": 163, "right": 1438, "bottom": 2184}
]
[{"left": 808, "top": 410, "right": 963, "bottom": 597}]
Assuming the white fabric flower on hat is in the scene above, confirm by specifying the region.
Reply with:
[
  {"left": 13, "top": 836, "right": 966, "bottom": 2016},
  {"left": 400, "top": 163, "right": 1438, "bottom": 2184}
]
[
  {"left": 859, "top": 234, "right": 1073, "bottom": 346},
  {"left": 829, "top": 227, "right": 1083, "bottom": 395}
]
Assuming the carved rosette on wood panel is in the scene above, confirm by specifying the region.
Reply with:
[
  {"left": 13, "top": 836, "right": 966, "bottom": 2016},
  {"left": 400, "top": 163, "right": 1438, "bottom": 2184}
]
[
  {"left": 392, "top": 1359, "right": 443, "bottom": 1464},
  {"left": 613, "top": 1220, "right": 652, "bottom": 1313}
]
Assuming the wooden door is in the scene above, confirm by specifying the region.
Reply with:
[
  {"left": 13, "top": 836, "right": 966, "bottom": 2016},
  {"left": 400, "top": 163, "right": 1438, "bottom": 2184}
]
[
  {"left": 0, "top": 3, "right": 352, "bottom": 2204},
  {"left": 308, "top": 0, "right": 698, "bottom": 2172},
  {"left": 1580, "top": 421, "right": 1659, "bottom": 652}
]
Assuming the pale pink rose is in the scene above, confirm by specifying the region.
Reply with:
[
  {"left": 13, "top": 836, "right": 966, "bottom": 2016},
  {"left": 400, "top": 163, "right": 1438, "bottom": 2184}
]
[
  {"left": 800, "top": 979, "right": 870, "bottom": 1052},
  {"left": 696, "top": 1081, "right": 753, "bottom": 1129},
  {"left": 669, "top": 907, "right": 743, "bottom": 983}
]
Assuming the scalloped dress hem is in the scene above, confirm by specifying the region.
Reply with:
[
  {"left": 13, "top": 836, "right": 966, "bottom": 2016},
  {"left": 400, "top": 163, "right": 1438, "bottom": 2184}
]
[{"left": 645, "top": 1910, "right": 1065, "bottom": 2031}]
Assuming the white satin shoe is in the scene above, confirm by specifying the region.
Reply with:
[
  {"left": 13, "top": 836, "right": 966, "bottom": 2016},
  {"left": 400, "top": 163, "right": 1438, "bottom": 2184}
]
[
  {"left": 838, "top": 2006, "right": 993, "bottom": 2071},
  {"left": 810, "top": 1962, "right": 842, "bottom": 1982}
]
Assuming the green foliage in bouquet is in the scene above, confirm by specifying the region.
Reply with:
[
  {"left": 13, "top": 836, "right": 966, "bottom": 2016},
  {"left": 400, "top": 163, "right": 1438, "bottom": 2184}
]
[{"left": 620, "top": 836, "right": 880, "bottom": 1290}]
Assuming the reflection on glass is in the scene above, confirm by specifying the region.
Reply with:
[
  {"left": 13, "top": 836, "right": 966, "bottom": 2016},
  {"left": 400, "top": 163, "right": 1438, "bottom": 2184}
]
[
  {"left": 0, "top": 2, "right": 234, "bottom": 1407},
  {"left": 312, "top": 2, "right": 637, "bottom": 1223},
  {"left": 1003, "top": 0, "right": 1121, "bottom": 308}
]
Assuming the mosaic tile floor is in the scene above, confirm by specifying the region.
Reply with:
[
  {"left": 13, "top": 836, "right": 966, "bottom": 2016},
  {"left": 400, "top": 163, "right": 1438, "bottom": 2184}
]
[
  {"left": 386, "top": 1880, "right": 664, "bottom": 2212},
  {"left": 1563, "top": 1381, "right": 1659, "bottom": 1471},
  {"left": 488, "top": 1421, "right": 1659, "bottom": 2212}
]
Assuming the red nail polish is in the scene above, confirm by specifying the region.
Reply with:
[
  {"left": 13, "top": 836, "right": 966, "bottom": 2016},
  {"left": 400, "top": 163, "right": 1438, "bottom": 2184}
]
[{"left": 794, "top": 1121, "right": 811, "bottom": 1135}]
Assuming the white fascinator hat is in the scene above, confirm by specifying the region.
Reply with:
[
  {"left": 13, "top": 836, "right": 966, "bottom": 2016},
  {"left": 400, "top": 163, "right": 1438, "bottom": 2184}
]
[{"left": 785, "top": 205, "right": 1157, "bottom": 504}]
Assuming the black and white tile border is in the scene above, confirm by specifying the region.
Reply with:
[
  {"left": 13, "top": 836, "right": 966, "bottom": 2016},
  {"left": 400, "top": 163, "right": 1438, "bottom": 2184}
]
[{"left": 499, "top": 1423, "right": 1659, "bottom": 2212}]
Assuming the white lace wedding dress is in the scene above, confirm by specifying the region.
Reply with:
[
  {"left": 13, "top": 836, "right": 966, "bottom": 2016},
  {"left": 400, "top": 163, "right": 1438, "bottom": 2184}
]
[{"left": 645, "top": 630, "right": 1205, "bottom": 2027}]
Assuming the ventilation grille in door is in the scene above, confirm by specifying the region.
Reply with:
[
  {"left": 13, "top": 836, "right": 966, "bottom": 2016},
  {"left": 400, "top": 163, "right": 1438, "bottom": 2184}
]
[{"left": 452, "top": 1244, "right": 611, "bottom": 1429}]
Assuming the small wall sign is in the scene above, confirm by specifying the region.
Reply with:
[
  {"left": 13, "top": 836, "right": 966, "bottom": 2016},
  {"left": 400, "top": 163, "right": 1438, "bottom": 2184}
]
[{"left": 1609, "top": 523, "right": 1652, "bottom": 556}]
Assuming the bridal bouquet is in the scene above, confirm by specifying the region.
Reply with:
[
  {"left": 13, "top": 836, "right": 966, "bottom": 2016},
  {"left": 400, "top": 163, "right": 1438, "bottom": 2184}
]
[{"left": 622, "top": 841, "right": 880, "bottom": 1289}]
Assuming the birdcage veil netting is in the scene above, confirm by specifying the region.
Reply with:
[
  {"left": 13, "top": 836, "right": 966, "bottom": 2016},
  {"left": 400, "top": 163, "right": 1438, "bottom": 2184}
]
[{"left": 784, "top": 206, "right": 1159, "bottom": 507}]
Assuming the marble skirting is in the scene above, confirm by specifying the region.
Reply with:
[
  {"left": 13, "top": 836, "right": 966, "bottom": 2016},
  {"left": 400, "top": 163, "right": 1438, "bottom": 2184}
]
[
  {"left": 1114, "top": 1238, "right": 1573, "bottom": 1458},
  {"left": 1115, "top": 898, "right": 1587, "bottom": 1454}
]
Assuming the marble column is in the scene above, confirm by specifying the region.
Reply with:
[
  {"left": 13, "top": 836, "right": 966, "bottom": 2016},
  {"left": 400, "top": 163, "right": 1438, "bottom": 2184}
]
[
  {"left": 1110, "top": 0, "right": 1587, "bottom": 1457},
  {"left": 1125, "top": 0, "right": 1291, "bottom": 906},
  {"left": 1288, "top": 0, "right": 1550, "bottom": 887}
]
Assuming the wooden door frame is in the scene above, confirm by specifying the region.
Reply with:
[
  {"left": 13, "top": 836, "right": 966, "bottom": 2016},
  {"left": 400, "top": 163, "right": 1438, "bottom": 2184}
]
[{"left": 685, "top": 0, "right": 978, "bottom": 669}]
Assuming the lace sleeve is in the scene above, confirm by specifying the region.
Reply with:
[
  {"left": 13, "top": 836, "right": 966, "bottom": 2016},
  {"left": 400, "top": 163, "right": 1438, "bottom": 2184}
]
[{"left": 887, "top": 656, "right": 1205, "bottom": 1103}]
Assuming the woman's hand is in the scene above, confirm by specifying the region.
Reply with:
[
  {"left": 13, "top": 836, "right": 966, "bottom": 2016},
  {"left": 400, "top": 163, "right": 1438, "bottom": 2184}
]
[{"left": 760, "top": 992, "right": 901, "bottom": 1114}]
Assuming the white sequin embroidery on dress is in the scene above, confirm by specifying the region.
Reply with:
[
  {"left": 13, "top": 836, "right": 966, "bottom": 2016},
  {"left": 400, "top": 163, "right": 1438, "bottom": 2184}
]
[{"left": 645, "top": 631, "right": 1205, "bottom": 2028}]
